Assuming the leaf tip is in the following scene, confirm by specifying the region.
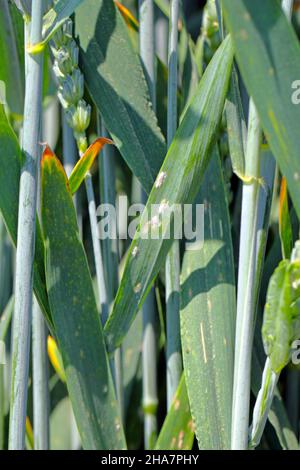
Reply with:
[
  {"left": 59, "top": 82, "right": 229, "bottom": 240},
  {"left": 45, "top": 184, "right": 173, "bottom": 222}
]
[
  {"left": 26, "top": 41, "right": 45, "bottom": 55},
  {"left": 41, "top": 144, "right": 70, "bottom": 190},
  {"left": 93, "top": 136, "right": 114, "bottom": 150},
  {"left": 41, "top": 144, "right": 55, "bottom": 165}
]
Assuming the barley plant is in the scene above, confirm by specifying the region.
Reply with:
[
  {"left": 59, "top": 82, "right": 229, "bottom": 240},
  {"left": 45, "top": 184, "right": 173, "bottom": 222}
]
[{"left": 0, "top": 0, "right": 300, "bottom": 452}]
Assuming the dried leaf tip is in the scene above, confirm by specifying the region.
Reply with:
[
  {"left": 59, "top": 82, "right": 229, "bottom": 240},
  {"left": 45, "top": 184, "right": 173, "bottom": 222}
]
[
  {"left": 114, "top": 1, "right": 139, "bottom": 30},
  {"left": 41, "top": 145, "right": 69, "bottom": 185},
  {"left": 89, "top": 136, "right": 114, "bottom": 151},
  {"left": 41, "top": 144, "right": 55, "bottom": 163}
]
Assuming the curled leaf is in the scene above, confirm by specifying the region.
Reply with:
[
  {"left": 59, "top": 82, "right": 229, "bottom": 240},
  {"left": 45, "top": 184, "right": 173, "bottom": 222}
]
[
  {"left": 114, "top": 1, "right": 139, "bottom": 31},
  {"left": 69, "top": 137, "right": 113, "bottom": 194}
]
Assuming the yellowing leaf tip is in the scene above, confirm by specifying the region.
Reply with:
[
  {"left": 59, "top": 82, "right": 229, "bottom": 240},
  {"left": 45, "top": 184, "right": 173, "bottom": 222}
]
[{"left": 26, "top": 41, "right": 46, "bottom": 55}]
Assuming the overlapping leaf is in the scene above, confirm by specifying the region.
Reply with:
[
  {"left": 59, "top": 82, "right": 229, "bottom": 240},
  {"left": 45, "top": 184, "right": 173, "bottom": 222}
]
[
  {"left": 75, "top": 0, "right": 167, "bottom": 194},
  {"left": 222, "top": 0, "right": 300, "bottom": 219},
  {"left": 0, "top": 105, "right": 52, "bottom": 329},
  {"left": 104, "top": 36, "right": 234, "bottom": 352}
]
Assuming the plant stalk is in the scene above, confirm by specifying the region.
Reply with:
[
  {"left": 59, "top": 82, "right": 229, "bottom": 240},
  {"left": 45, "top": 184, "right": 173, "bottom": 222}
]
[
  {"left": 139, "top": 0, "right": 156, "bottom": 107},
  {"left": 142, "top": 291, "right": 158, "bottom": 449},
  {"left": 84, "top": 174, "right": 109, "bottom": 322},
  {"left": 62, "top": 112, "right": 82, "bottom": 236},
  {"left": 98, "top": 119, "right": 124, "bottom": 422},
  {"left": 282, "top": 0, "right": 294, "bottom": 18},
  {"left": 155, "top": 7, "right": 168, "bottom": 65},
  {"left": 139, "top": 0, "right": 158, "bottom": 448},
  {"left": 32, "top": 301, "right": 49, "bottom": 449},
  {"left": 32, "top": 145, "right": 49, "bottom": 451},
  {"left": 231, "top": 98, "right": 262, "bottom": 450},
  {"left": 9, "top": 1, "right": 44, "bottom": 450},
  {"left": 31, "top": 92, "right": 60, "bottom": 451},
  {"left": 62, "top": 113, "right": 77, "bottom": 178},
  {"left": 166, "top": 0, "right": 182, "bottom": 410},
  {"left": 99, "top": 122, "right": 118, "bottom": 305}
]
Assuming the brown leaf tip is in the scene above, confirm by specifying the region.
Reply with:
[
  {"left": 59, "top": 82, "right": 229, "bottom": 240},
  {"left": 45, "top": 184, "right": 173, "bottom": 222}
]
[
  {"left": 41, "top": 145, "right": 55, "bottom": 165},
  {"left": 92, "top": 137, "right": 114, "bottom": 151}
]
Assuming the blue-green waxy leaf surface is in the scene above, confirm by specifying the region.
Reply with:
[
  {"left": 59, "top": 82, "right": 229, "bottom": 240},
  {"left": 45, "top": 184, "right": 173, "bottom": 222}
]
[{"left": 180, "top": 149, "right": 235, "bottom": 449}]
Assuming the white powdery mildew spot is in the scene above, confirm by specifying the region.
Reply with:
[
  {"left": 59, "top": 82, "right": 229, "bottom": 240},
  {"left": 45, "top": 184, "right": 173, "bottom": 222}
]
[
  {"left": 155, "top": 171, "right": 167, "bottom": 188},
  {"left": 115, "top": 418, "right": 121, "bottom": 432},
  {"left": 142, "top": 221, "right": 150, "bottom": 234},
  {"left": 0, "top": 340, "right": 5, "bottom": 365},
  {"left": 151, "top": 215, "right": 160, "bottom": 228},
  {"left": 142, "top": 215, "right": 162, "bottom": 234},
  {"left": 132, "top": 246, "right": 139, "bottom": 257},
  {"left": 158, "top": 199, "right": 170, "bottom": 214},
  {"left": 134, "top": 282, "right": 142, "bottom": 294}
]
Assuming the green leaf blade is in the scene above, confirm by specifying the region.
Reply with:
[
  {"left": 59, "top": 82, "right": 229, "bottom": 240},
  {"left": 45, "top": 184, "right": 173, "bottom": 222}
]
[
  {"left": 0, "top": 2, "right": 24, "bottom": 116},
  {"left": 42, "top": 0, "right": 85, "bottom": 43},
  {"left": 180, "top": 150, "right": 235, "bottom": 450},
  {"left": 0, "top": 296, "right": 14, "bottom": 342},
  {"left": 75, "top": 0, "right": 167, "bottom": 194},
  {"left": 262, "top": 257, "right": 300, "bottom": 374},
  {"left": 155, "top": 375, "right": 194, "bottom": 450},
  {"left": 41, "top": 147, "right": 126, "bottom": 450},
  {"left": 104, "top": 36, "right": 234, "bottom": 353}
]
